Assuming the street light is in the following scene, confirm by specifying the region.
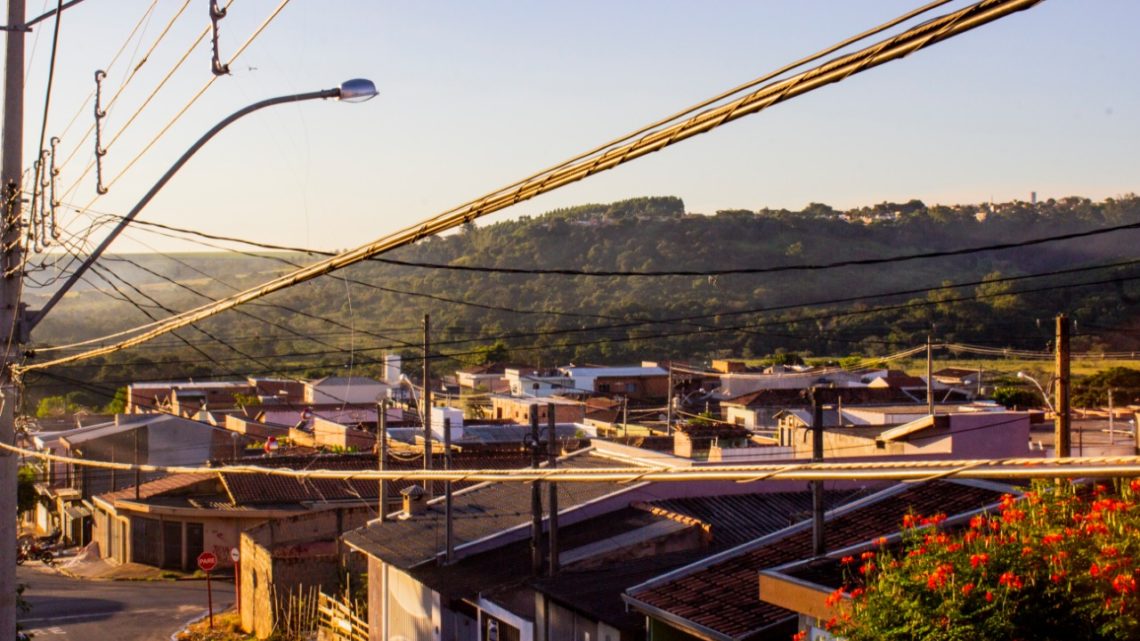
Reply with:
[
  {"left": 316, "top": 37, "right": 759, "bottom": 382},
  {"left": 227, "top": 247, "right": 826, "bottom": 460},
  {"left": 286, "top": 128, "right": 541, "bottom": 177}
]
[
  {"left": 26, "top": 78, "right": 378, "bottom": 330},
  {"left": 1016, "top": 371, "right": 1054, "bottom": 412}
]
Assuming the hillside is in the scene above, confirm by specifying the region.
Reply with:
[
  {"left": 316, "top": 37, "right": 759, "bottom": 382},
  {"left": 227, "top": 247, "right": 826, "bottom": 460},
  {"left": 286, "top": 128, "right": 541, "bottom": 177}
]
[{"left": 24, "top": 194, "right": 1140, "bottom": 404}]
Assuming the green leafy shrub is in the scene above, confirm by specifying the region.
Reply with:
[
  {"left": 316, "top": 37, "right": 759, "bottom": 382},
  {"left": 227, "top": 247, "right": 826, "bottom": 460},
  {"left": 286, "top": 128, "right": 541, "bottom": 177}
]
[{"left": 818, "top": 480, "right": 1140, "bottom": 641}]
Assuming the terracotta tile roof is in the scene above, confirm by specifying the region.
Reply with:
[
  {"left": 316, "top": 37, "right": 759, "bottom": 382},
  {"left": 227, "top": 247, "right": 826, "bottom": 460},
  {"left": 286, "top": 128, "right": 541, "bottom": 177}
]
[
  {"left": 624, "top": 481, "right": 1009, "bottom": 641},
  {"left": 98, "top": 473, "right": 218, "bottom": 502}
]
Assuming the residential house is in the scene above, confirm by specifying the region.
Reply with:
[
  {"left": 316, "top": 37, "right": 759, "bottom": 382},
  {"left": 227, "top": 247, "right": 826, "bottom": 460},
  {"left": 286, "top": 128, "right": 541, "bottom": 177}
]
[
  {"left": 490, "top": 396, "right": 586, "bottom": 425},
  {"left": 719, "top": 387, "right": 914, "bottom": 431},
  {"left": 127, "top": 380, "right": 255, "bottom": 415},
  {"left": 457, "top": 363, "right": 528, "bottom": 394},
  {"left": 775, "top": 408, "right": 1039, "bottom": 460},
  {"left": 304, "top": 376, "right": 389, "bottom": 405},
  {"left": 31, "top": 413, "right": 233, "bottom": 545}
]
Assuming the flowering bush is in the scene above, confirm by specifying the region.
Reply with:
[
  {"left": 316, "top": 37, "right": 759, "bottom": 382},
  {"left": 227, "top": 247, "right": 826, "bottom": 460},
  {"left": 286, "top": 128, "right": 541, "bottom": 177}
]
[{"left": 820, "top": 480, "right": 1140, "bottom": 641}]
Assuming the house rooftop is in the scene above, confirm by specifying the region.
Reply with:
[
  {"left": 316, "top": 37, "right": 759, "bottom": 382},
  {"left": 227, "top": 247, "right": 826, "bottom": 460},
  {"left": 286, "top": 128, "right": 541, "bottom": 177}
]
[
  {"left": 129, "top": 380, "right": 251, "bottom": 389},
  {"left": 623, "top": 480, "right": 1014, "bottom": 641},
  {"left": 343, "top": 448, "right": 644, "bottom": 569},
  {"left": 306, "top": 376, "right": 384, "bottom": 386}
]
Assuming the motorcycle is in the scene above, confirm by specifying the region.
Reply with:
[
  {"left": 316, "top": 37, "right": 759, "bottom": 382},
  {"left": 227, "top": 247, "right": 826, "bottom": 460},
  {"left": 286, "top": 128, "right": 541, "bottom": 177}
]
[{"left": 16, "top": 540, "right": 55, "bottom": 566}]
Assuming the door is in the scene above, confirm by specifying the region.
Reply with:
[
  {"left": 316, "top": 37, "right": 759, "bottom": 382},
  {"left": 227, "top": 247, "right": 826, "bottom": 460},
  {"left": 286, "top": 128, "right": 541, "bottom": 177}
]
[
  {"left": 185, "top": 522, "right": 204, "bottom": 571},
  {"left": 162, "top": 521, "right": 182, "bottom": 570}
]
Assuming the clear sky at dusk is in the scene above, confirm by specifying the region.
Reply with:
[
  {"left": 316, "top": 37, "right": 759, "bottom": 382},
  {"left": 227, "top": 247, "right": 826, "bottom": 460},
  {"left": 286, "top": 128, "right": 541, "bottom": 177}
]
[{"left": 16, "top": 0, "right": 1139, "bottom": 254}]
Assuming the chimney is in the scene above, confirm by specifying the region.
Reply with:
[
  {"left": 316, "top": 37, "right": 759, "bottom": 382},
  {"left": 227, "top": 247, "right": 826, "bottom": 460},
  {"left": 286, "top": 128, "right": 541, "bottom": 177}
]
[{"left": 401, "top": 485, "right": 427, "bottom": 518}]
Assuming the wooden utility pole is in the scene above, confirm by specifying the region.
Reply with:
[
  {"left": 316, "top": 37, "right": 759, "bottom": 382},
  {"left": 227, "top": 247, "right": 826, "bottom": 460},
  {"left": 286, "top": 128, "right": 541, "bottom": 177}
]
[
  {"left": 0, "top": 1, "right": 25, "bottom": 634},
  {"left": 134, "top": 429, "right": 141, "bottom": 499},
  {"left": 443, "top": 417, "right": 453, "bottom": 564},
  {"left": 1054, "top": 314, "right": 1071, "bottom": 458},
  {"left": 926, "top": 335, "right": 934, "bottom": 415},
  {"left": 547, "top": 404, "right": 559, "bottom": 576},
  {"left": 810, "top": 387, "right": 825, "bottom": 557},
  {"left": 529, "top": 405, "right": 543, "bottom": 576},
  {"left": 423, "top": 314, "right": 432, "bottom": 497},
  {"left": 377, "top": 400, "right": 388, "bottom": 522}
]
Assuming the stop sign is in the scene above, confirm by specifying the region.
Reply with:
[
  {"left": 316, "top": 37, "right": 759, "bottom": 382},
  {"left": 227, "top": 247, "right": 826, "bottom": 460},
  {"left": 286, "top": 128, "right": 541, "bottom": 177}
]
[{"left": 197, "top": 551, "right": 218, "bottom": 573}]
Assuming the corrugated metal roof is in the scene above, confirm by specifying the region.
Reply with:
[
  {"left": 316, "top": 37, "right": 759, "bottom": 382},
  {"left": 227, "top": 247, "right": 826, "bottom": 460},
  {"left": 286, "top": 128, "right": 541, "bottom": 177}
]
[
  {"left": 643, "top": 490, "right": 863, "bottom": 548},
  {"left": 342, "top": 449, "right": 643, "bottom": 569}
]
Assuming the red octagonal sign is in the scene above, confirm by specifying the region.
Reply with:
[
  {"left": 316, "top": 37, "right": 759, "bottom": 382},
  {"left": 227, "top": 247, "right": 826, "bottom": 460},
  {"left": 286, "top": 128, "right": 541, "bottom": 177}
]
[{"left": 197, "top": 551, "right": 218, "bottom": 573}]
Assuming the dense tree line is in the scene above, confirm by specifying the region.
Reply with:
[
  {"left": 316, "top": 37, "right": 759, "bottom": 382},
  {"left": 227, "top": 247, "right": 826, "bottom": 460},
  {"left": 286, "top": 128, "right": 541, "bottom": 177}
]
[{"left": 22, "top": 194, "right": 1140, "bottom": 406}]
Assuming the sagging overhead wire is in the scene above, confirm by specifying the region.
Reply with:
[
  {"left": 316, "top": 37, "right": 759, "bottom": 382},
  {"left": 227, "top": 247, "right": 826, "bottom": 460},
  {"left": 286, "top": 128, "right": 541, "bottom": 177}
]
[
  {"left": 66, "top": 200, "right": 1140, "bottom": 280},
  {"left": 15, "top": 0, "right": 1046, "bottom": 374},
  {"left": 3, "top": 440, "right": 1140, "bottom": 483},
  {"left": 28, "top": 251, "right": 1140, "bottom": 359}
]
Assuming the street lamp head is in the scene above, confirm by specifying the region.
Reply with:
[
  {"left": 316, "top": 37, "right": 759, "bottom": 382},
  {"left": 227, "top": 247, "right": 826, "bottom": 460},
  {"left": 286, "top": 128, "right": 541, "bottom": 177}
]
[
  {"left": 337, "top": 78, "right": 378, "bottom": 103},
  {"left": 1016, "top": 371, "right": 1026, "bottom": 379}
]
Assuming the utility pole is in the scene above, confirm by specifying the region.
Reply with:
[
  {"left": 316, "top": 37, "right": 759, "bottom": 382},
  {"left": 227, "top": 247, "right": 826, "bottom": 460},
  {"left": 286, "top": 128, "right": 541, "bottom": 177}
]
[
  {"left": 810, "top": 387, "right": 825, "bottom": 557},
  {"left": 1054, "top": 314, "right": 1071, "bottom": 458},
  {"left": 529, "top": 404, "right": 543, "bottom": 576},
  {"left": 546, "top": 403, "right": 559, "bottom": 576},
  {"left": 1108, "top": 388, "right": 1115, "bottom": 444},
  {"left": 622, "top": 395, "right": 628, "bottom": 439},
  {"left": 926, "top": 334, "right": 934, "bottom": 416},
  {"left": 377, "top": 400, "right": 388, "bottom": 522},
  {"left": 443, "top": 417, "right": 453, "bottom": 564},
  {"left": 666, "top": 364, "right": 673, "bottom": 435},
  {"left": 134, "top": 428, "right": 141, "bottom": 499},
  {"left": 0, "top": 1, "right": 25, "bottom": 634},
  {"left": 423, "top": 314, "right": 432, "bottom": 498}
]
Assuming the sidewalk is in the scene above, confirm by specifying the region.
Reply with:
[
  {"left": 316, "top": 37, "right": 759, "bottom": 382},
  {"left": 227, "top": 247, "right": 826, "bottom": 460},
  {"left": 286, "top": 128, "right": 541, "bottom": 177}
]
[{"left": 54, "top": 542, "right": 199, "bottom": 580}]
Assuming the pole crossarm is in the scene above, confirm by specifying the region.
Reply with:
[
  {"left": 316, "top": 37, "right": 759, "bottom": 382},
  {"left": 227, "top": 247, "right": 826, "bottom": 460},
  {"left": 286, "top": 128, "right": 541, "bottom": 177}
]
[
  {"left": 4, "top": 441, "right": 1140, "bottom": 483},
  {"left": 13, "top": 0, "right": 1043, "bottom": 375}
]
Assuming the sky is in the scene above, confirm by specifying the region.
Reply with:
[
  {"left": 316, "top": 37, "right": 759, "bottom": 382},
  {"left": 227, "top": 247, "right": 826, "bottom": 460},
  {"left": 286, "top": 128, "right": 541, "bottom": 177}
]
[{"left": 13, "top": 0, "right": 1140, "bottom": 256}]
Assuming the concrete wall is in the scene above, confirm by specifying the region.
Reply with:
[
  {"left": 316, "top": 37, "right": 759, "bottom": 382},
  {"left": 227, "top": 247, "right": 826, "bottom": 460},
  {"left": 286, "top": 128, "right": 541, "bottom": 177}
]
[
  {"left": 305, "top": 381, "right": 388, "bottom": 405},
  {"left": 311, "top": 417, "right": 376, "bottom": 450},
  {"left": 241, "top": 508, "right": 373, "bottom": 638},
  {"left": 492, "top": 398, "right": 585, "bottom": 424}
]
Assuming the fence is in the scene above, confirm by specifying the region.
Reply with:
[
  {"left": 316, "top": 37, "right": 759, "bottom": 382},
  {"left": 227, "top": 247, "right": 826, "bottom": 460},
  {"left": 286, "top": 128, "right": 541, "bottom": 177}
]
[{"left": 317, "top": 591, "right": 368, "bottom": 641}]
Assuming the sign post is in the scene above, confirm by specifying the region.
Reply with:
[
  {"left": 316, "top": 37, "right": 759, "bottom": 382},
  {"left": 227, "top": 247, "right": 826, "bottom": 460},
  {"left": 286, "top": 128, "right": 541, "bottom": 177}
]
[
  {"left": 230, "top": 547, "right": 241, "bottom": 618},
  {"left": 197, "top": 551, "right": 218, "bottom": 628}
]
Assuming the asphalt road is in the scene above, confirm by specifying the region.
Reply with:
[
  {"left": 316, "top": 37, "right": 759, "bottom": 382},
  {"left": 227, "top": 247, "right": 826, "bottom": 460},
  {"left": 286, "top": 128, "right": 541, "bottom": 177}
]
[{"left": 17, "top": 563, "right": 235, "bottom": 641}]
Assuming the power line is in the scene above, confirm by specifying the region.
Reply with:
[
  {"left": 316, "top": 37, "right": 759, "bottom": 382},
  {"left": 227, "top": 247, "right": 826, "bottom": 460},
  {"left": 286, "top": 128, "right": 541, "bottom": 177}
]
[
  {"left": 371, "top": 221, "right": 1140, "bottom": 276},
  {"left": 4, "top": 439, "right": 1140, "bottom": 483},
  {"left": 14, "top": 0, "right": 1047, "bottom": 374}
]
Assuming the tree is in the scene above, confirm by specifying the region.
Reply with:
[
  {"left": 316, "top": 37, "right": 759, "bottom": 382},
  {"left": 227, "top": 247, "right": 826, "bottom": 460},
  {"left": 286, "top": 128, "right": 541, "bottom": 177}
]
[
  {"left": 17, "top": 465, "right": 37, "bottom": 514},
  {"left": 103, "top": 387, "right": 127, "bottom": 414},
  {"left": 992, "top": 386, "right": 1043, "bottom": 410}
]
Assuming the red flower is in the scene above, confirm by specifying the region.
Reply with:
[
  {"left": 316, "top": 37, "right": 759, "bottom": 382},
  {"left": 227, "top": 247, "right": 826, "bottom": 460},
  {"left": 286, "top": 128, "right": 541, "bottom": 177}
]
[
  {"left": 970, "top": 515, "right": 986, "bottom": 530},
  {"left": 1042, "top": 533, "right": 1064, "bottom": 546},
  {"left": 903, "top": 514, "right": 918, "bottom": 528},
  {"left": 861, "top": 551, "right": 876, "bottom": 560},
  {"left": 1129, "top": 479, "right": 1140, "bottom": 493},
  {"left": 1112, "top": 574, "right": 1137, "bottom": 595},
  {"left": 961, "top": 583, "right": 975, "bottom": 596},
  {"left": 840, "top": 555, "right": 855, "bottom": 565},
  {"left": 1090, "top": 562, "right": 1101, "bottom": 577},
  {"left": 998, "top": 572, "right": 1023, "bottom": 590},
  {"left": 985, "top": 591, "right": 994, "bottom": 602},
  {"left": 791, "top": 632, "right": 807, "bottom": 641},
  {"left": 970, "top": 553, "right": 989, "bottom": 569}
]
